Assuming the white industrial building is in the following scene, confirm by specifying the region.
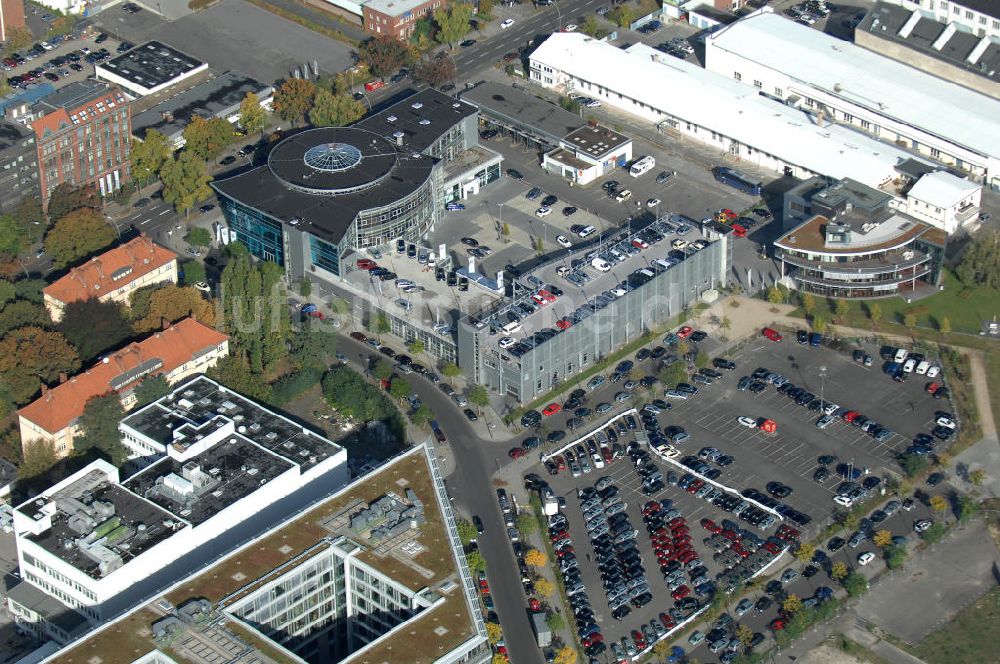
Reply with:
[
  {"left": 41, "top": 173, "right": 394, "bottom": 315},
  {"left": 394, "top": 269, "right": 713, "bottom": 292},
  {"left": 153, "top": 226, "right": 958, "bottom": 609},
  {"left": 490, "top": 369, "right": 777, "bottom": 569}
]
[
  {"left": 529, "top": 33, "right": 937, "bottom": 189},
  {"left": 9, "top": 376, "right": 349, "bottom": 637},
  {"left": 704, "top": 8, "right": 1000, "bottom": 189}
]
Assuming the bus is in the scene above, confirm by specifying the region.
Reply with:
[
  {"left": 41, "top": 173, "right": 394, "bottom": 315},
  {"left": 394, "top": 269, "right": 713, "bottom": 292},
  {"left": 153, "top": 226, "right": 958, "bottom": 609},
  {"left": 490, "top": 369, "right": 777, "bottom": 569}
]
[
  {"left": 629, "top": 156, "right": 656, "bottom": 178},
  {"left": 712, "top": 167, "right": 762, "bottom": 196}
]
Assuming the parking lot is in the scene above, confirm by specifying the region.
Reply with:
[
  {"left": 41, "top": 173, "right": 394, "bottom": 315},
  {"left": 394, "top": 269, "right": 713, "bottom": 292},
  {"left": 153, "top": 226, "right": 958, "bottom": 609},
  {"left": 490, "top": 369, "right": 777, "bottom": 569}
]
[{"left": 509, "top": 327, "right": 951, "bottom": 662}]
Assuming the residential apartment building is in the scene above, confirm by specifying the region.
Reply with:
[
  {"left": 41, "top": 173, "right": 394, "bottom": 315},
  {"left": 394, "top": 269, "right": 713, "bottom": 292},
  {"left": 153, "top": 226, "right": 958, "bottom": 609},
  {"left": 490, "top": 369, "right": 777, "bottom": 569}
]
[
  {"left": 30, "top": 81, "right": 131, "bottom": 202},
  {"left": 11, "top": 375, "right": 349, "bottom": 634},
  {"left": 0, "top": 120, "right": 39, "bottom": 212},
  {"left": 703, "top": 8, "right": 1000, "bottom": 189},
  {"left": 42, "top": 235, "right": 178, "bottom": 322},
  {"left": 35, "top": 445, "right": 487, "bottom": 664},
  {"left": 17, "top": 318, "right": 229, "bottom": 457}
]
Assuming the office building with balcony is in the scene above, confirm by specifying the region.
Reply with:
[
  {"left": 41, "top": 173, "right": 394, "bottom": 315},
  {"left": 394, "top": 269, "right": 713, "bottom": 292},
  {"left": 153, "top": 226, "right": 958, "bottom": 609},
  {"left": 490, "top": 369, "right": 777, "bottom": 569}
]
[
  {"left": 774, "top": 206, "right": 946, "bottom": 299},
  {"left": 37, "top": 444, "right": 489, "bottom": 664},
  {"left": 212, "top": 89, "right": 500, "bottom": 286},
  {"left": 10, "top": 375, "right": 349, "bottom": 637}
]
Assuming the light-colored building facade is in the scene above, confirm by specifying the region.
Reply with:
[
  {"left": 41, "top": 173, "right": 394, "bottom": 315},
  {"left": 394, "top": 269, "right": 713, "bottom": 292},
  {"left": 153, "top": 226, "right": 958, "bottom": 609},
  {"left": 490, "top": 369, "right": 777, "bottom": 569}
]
[
  {"left": 542, "top": 123, "right": 632, "bottom": 186},
  {"left": 896, "top": 170, "right": 981, "bottom": 233},
  {"left": 529, "top": 33, "right": 932, "bottom": 189},
  {"left": 703, "top": 8, "right": 1000, "bottom": 189},
  {"left": 37, "top": 445, "right": 488, "bottom": 664},
  {"left": 42, "top": 235, "right": 177, "bottom": 322},
  {"left": 17, "top": 318, "right": 228, "bottom": 457},
  {"left": 11, "top": 376, "right": 349, "bottom": 631},
  {"left": 875, "top": 0, "right": 1000, "bottom": 36}
]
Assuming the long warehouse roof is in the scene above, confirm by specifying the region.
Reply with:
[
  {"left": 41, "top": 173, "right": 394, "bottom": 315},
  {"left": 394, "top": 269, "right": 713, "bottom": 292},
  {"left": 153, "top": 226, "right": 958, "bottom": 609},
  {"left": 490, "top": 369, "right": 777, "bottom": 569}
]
[
  {"left": 530, "top": 33, "right": 926, "bottom": 187},
  {"left": 705, "top": 9, "right": 1000, "bottom": 159}
]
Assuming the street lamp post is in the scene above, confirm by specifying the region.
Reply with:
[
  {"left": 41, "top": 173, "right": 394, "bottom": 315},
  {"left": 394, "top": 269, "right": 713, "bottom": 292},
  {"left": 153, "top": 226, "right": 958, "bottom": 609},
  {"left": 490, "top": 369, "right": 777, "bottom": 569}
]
[{"left": 819, "top": 364, "right": 827, "bottom": 409}]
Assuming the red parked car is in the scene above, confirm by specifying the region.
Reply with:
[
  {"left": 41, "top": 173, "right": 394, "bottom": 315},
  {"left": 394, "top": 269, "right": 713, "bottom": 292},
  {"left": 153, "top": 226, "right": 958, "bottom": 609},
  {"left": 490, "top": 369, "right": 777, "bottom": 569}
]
[
  {"left": 678, "top": 325, "right": 694, "bottom": 339},
  {"left": 671, "top": 585, "right": 690, "bottom": 600},
  {"left": 542, "top": 402, "right": 562, "bottom": 416},
  {"left": 762, "top": 327, "right": 783, "bottom": 342},
  {"left": 356, "top": 258, "right": 378, "bottom": 270},
  {"left": 700, "top": 518, "right": 721, "bottom": 533},
  {"left": 508, "top": 447, "right": 527, "bottom": 459}
]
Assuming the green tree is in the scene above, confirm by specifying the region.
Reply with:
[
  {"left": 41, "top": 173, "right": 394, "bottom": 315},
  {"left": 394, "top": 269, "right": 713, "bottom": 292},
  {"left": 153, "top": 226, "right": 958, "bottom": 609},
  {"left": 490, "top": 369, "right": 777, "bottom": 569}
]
[
  {"left": 359, "top": 34, "right": 414, "bottom": 77},
  {"left": 389, "top": 378, "right": 411, "bottom": 401},
  {"left": 13, "top": 279, "right": 46, "bottom": 304},
  {"left": 44, "top": 208, "right": 116, "bottom": 269},
  {"left": 469, "top": 384, "right": 490, "bottom": 411},
  {"left": 0, "top": 280, "right": 14, "bottom": 308},
  {"left": 868, "top": 302, "right": 883, "bottom": 326},
  {"left": 46, "top": 183, "right": 99, "bottom": 221},
  {"left": 183, "top": 115, "right": 234, "bottom": 162},
  {"left": 160, "top": 151, "right": 213, "bottom": 216},
  {"left": 516, "top": 512, "right": 537, "bottom": 535},
  {"left": 465, "top": 549, "right": 486, "bottom": 574},
  {"left": 921, "top": 521, "right": 947, "bottom": 544},
  {"left": 374, "top": 313, "right": 391, "bottom": 340},
  {"left": 455, "top": 518, "right": 478, "bottom": 546},
  {"left": 220, "top": 251, "right": 290, "bottom": 373},
  {"left": 956, "top": 494, "right": 979, "bottom": 522},
  {"left": 134, "top": 374, "right": 171, "bottom": 407},
  {"left": 478, "top": 0, "right": 493, "bottom": 16},
  {"left": 0, "top": 214, "right": 24, "bottom": 261},
  {"left": 133, "top": 285, "right": 215, "bottom": 333},
  {"left": 559, "top": 96, "right": 581, "bottom": 114},
  {"left": 610, "top": 5, "right": 634, "bottom": 27},
  {"left": 442, "top": 362, "right": 461, "bottom": 380},
  {"left": 969, "top": 468, "right": 987, "bottom": 486},
  {"left": 885, "top": 545, "right": 907, "bottom": 569},
  {"left": 76, "top": 392, "right": 127, "bottom": 465},
  {"left": 407, "top": 339, "right": 425, "bottom": 356},
  {"left": 581, "top": 15, "right": 600, "bottom": 36},
  {"left": 187, "top": 227, "right": 212, "bottom": 247},
  {"left": 842, "top": 572, "right": 868, "bottom": 597},
  {"left": 12, "top": 196, "right": 46, "bottom": 239},
  {"left": 17, "top": 438, "right": 57, "bottom": 480},
  {"left": 412, "top": 53, "right": 457, "bottom": 87},
  {"left": 238, "top": 91, "right": 268, "bottom": 137},
  {"left": 835, "top": 298, "right": 849, "bottom": 321},
  {"left": 898, "top": 452, "right": 929, "bottom": 477},
  {"left": 435, "top": 2, "right": 473, "bottom": 48},
  {"left": 58, "top": 300, "right": 132, "bottom": 362},
  {"left": 767, "top": 285, "right": 783, "bottom": 305},
  {"left": 372, "top": 360, "right": 393, "bottom": 381},
  {"left": 206, "top": 355, "right": 272, "bottom": 402},
  {"left": 545, "top": 612, "right": 566, "bottom": 631},
  {"left": 811, "top": 314, "right": 827, "bottom": 334},
  {"left": 955, "top": 229, "right": 1000, "bottom": 288},
  {"left": 309, "top": 89, "right": 366, "bottom": 127},
  {"left": 410, "top": 404, "right": 433, "bottom": 427},
  {"left": 2, "top": 27, "right": 34, "bottom": 55},
  {"left": 801, "top": 292, "right": 816, "bottom": 315},
  {"left": 903, "top": 312, "right": 917, "bottom": 329},
  {"left": 830, "top": 561, "right": 848, "bottom": 581},
  {"left": 694, "top": 350, "right": 709, "bottom": 369},
  {"left": 130, "top": 129, "right": 174, "bottom": 186},
  {"left": 272, "top": 78, "right": 317, "bottom": 126},
  {"left": 939, "top": 316, "right": 952, "bottom": 335},
  {"left": 659, "top": 361, "right": 688, "bottom": 387},
  {"left": 180, "top": 260, "right": 207, "bottom": 286}
]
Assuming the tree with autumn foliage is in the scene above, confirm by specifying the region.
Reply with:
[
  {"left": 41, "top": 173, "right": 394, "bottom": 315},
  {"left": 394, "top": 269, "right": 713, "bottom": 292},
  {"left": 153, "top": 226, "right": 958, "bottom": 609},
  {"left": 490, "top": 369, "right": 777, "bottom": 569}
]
[
  {"left": 309, "top": 89, "right": 366, "bottom": 127},
  {"left": 272, "top": 78, "right": 317, "bottom": 126},
  {"left": 160, "top": 151, "right": 213, "bottom": 216},
  {"left": 182, "top": 115, "right": 235, "bottom": 162},
  {"left": 132, "top": 285, "right": 215, "bottom": 333},
  {"left": 44, "top": 208, "right": 116, "bottom": 268},
  {"left": 0, "top": 326, "right": 80, "bottom": 404},
  {"left": 412, "top": 53, "right": 457, "bottom": 87},
  {"left": 524, "top": 549, "right": 547, "bottom": 567},
  {"left": 358, "top": 34, "right": 414, "bottom": 78}
]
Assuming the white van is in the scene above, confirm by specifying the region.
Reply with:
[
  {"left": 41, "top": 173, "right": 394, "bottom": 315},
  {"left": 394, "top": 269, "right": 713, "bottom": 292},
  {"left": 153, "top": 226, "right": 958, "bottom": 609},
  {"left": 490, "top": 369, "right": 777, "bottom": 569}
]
[
  {"left": 654, "top": 259, "right": 671, "bottom": 271},
  {"left": 894, "top": 348, "right": 908, "bottom": 363},
  {"left": 591, "top": 257, "right": 612, "bottom": 272},
  {"left": 501, "top": 321, "right": 522, "bottom": 335},
  {"left": 637, "top": 268, "right": 655, "bottom": 279},
  {"left": 578, "top": 225, "right": 597, "bottom": 238},
  {"left": 902, "top": 358, "right": 917, "bottom": 373},
  {"left": 915, "top": 360, "right": 931, "bottom": 375}
]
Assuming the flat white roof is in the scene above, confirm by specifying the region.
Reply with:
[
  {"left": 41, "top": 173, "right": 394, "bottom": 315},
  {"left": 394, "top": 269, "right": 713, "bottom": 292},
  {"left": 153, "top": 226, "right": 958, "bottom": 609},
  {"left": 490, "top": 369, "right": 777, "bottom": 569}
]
[
  {"left": 907, "top": 171, "right": 981, "bottom": 206},
  {"left": 705, "top": 10, "right": 1000, "bottom": 160},
  {"left": 530, "top": 34, "right": 925, "bottom": 187}
]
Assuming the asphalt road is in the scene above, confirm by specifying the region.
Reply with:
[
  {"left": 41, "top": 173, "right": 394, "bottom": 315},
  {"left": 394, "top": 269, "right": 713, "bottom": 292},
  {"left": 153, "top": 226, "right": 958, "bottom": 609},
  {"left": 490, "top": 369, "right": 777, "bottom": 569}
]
[{"left": 335, "top": 333, "right": 546, "bottom": 664}]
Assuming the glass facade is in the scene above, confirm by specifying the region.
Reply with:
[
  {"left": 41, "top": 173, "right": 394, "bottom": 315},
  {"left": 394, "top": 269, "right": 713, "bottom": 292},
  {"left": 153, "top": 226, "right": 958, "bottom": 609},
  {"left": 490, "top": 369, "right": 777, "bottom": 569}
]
[
  {"left": 310, "top": 236, "right": 342, "bottom": 276},
  {"left": 220, "top": 196, "right": 285, "bottom": 266},
  {"left": 356, "top": 179, "right": 436, "bottom": 248}
]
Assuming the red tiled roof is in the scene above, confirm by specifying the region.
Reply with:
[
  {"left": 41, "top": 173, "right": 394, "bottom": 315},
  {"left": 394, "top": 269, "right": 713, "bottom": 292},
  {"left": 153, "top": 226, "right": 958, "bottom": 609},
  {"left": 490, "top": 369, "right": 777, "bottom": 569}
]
[
  {"left": 31, "top": 109, "right": 71, "bottom": 139},
  {"left": 43, "top": 235, "right": 177, "bottom": 307},
  {"left": 32, "top": 87, "right": 128, "bottom": 139},
  {"left": 18, "top": 318, "right": 229, "bottom": 435}
]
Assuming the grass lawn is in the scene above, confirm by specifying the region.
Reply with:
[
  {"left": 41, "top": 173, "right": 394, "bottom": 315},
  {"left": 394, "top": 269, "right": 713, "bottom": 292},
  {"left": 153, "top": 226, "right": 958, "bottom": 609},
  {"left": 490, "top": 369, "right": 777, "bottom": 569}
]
[
  {"left": 906, "top": 586, "right": 1000, "bottom": 664},
  {"left": 813, "top": 270, "right": 1000, "bottom": 335}
]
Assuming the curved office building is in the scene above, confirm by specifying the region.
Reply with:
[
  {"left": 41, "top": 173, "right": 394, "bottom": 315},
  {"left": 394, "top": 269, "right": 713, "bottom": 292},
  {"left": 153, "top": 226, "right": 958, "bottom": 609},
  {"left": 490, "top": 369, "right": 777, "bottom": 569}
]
[{"left": 212, "top": 126, "right": 438, "bottom": 280}]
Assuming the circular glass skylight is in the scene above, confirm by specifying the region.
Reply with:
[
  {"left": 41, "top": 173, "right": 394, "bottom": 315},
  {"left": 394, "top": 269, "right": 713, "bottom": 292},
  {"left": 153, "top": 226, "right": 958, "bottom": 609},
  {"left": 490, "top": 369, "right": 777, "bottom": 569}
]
[{"left": 303, "top": 142, "right": 363, "bottom": 172}]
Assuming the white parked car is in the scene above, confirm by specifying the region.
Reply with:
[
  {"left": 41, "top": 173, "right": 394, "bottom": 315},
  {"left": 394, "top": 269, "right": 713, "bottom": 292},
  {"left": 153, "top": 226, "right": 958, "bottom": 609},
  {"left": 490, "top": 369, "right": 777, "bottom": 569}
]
[
  {"left": 535, "top": 206, "right": 552, "bottom": 218},
  {"left": 498, "top": 336, "right": 516, "bottom": 349},
  {"left": 647, "top": 198, "right": 661, "bottom": 207},
  {"left": 926, "top": 365, "right": 941, "bottom": 378},
  {"left": 500, "top": 17, "right": 514, "bottom": 29},
  {"left": 564, "top": 23, "right": 578, "bottom": 31},
  {"left": 614, "top": 189, "right": 632, "bottom": 202},
  {"left": 936, "top": 414, "right": 956, "bottom": 429},
  {"left": 671, "top": 239, "right": 688, "bottom": 249},
  {"left": 737, "top": 416, "right": 757, "bottom": 428},
  {"left": 857, "top": 551, "right": 875, "bottom": 566},
  {"left": 903, "top": 358, "right": 917, "bottom": 373},
  {"left": 913, "top": 519, "right": 933, "bottom": 533},
  {"left": 556, "top": 234, "right": 572, "bottom": 248}
]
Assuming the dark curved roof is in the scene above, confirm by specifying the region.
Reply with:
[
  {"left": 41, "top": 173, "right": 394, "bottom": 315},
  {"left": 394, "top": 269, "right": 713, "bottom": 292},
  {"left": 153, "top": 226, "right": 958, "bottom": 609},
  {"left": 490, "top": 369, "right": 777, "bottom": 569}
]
[{"left": 267, "top": 127, "right": 400, "bottom": 195}]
